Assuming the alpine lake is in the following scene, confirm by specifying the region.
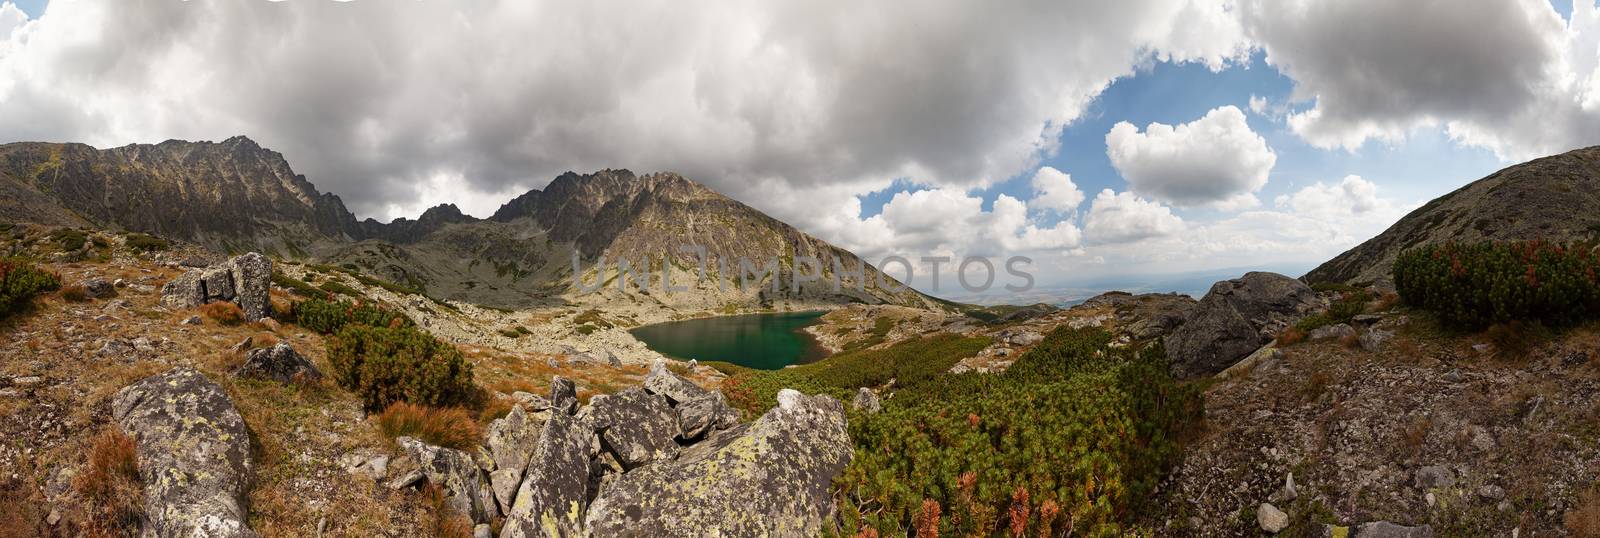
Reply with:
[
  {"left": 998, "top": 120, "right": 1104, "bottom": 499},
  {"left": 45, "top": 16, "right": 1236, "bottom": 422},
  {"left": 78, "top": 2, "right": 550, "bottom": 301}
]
[{"left": 629, "top": 311, "right": 830, "bottom": 370}]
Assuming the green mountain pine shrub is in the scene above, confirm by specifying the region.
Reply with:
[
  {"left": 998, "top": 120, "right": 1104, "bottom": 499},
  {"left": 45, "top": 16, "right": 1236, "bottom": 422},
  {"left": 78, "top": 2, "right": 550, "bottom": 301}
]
[
  {"left": 830, "top": 327, "right": 1201, "bottom": 537},
  {"left": 1394, "top": 241, "right": 1600, "bottom": 329},
  {"left": 326, "top": 324, "right": 478, "bottom": 412},
  {"left": 0, "top": 257, "right": 62, "bottom": 318}
]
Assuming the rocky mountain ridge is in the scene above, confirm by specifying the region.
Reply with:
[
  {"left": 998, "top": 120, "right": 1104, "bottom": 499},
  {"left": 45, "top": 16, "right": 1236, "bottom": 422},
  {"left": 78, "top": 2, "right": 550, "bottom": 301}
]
[
  {"left": 1305, "top": 145, "right": 1600, "bottom": 285},
  {"left": 0, "top": 137, "right": 937, "bottom": 312}
]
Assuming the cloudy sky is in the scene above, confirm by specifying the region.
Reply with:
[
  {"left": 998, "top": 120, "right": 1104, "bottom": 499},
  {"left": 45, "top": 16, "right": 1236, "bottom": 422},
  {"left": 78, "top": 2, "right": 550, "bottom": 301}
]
[{"left": 3, "top": 0, "right": 1598, "bottom": 296}]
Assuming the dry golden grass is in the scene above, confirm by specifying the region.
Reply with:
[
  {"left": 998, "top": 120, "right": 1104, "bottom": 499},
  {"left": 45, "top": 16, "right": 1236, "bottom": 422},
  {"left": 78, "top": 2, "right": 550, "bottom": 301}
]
[
  {"left": 1398, "top": 416, "right": 1431, "bottom": 462},
  {"left": 74, "top": 428, "right": 143, "bottom": 537},
  {"left": 1338, "top": 331, "right": 1361, "bottom": 350},
  {"left": 1568, "top": 487, "right": 1600, "bottom": 537},
  {"left": 1485, "top": 320, "right": 1547, "bottom": 363},
  {"left": 200, "top": 301, "right": 245, "bottom": 325},
  {"left": 423, "top": 484, "right": 475, "bottom": 538},
  {"left": 1277, "top": 326, "right": 1307, "bottom": 347},
  {"left": 59, "top": 284, "right": 88, "bottom": 302},
  {"left": 376, "top": 402, "right": 482, "bottom": 451}
]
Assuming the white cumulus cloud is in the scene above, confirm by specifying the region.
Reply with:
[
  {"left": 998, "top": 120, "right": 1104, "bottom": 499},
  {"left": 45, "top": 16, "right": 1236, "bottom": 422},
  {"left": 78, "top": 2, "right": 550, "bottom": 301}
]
[
  {"left": 1083, "top": 189, "right": 1185, "bottom": 244},
  {"left": 1028, "top": 166, "right": 1085, "bottom": 214},
  {"left": 1105, "top": 105, "right": 1276, "bottom": 208}
]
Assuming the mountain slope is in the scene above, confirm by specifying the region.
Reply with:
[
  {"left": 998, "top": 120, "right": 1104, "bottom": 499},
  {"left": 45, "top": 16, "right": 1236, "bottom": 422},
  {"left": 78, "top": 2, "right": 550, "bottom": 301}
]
[
  {"left": 0, "top": 137, "right": 938, "bottom": 312},
  {"left": 328, "top": 169, "right": 938, "bottom": 311},
  {"left": 0, "top": 136, "right": 363, "bottom": 252},
  {"left": 1305, "top": 145, "right": 1600, "bottom": 285}
]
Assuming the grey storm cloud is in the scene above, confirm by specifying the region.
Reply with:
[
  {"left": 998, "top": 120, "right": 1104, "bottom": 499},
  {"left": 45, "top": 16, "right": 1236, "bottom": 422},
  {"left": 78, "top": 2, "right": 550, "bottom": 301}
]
[
  {"left": 1241, "top": 0, "right": 1600, "bottom": 159},
  {"left": 0, "top": 0, "right": 1249, "bottom": 221}
]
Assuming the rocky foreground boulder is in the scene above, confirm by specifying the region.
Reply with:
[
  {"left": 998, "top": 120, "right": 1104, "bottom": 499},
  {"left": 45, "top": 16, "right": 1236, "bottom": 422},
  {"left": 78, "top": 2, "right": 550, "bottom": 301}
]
[
  {"left": 381, "top": 361, "right": 855, "bottom": 538},
  {"left": 233, "top": 342, "right": 322, "bottom": 384},
  {"left": 160, "top": 252, "right": 273, "bottom": 320},
  {"left": 584, "top": 389, "right": 852, "bottom": 537},
  {"left": 112, "top": 367, "right": 258, "bottom": 537},
  {"left": 1164, "top": 272, "right": 1321, "bottom": 379}
]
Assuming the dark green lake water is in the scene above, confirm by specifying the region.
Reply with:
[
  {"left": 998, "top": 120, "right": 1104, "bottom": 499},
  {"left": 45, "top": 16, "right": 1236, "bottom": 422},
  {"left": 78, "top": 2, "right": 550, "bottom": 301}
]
[{"left": 629, "top": 311, "right": 829, "bottom": 370}]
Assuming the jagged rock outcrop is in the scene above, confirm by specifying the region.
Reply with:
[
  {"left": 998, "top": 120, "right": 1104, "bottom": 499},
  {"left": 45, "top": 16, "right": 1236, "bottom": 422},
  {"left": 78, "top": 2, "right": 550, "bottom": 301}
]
[
  {"left": 1164, "top": 272, "right": 1322, "bottom": 379},
  {"left": 673, "top": 391, "right": 738, "bottom": 440},
  {"left": 483, "top": 368, "right": 848, "bottom": 537},
  {"left": 395, "top": 436, "right": 498, "bottom": 524},
  {"left": 0, "top": 137, "right": 364, "bottom": 248},
  {"left": 1, "top": 137, "right": 941, "bottom": 312},
  {"left": 486, "top": 404, "right": 547, "bottom": 509},
  {"left": 1305, "top": 145, "right": 1600, "bottom": 285},
  {"left": 160, "top": 252, "right": 273, "bottom": 320},
  {"left": 500, "top": 400, "right": 592, "bottom": 538},
  {"left": 234, "top": 342, "right": 321, "bottom": 384},
  {"left": 111, "top": 367, "right": 258, "bottom": 538},
  {"left": 584, "top": 389, "right": 852, "bottom": 537},
  {"left": 586, "top": 387, "right": 680, "bottom": 470}
]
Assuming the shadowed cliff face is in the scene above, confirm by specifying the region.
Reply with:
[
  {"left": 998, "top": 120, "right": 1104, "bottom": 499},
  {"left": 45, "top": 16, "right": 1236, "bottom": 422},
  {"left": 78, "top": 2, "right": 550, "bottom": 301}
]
[
  {"left": 0, "top": 137, "right": 937, "bottom": 311},
  {"left": 1305, "top": 145, "right": 1600, "bottom": 285},
  {"left": 0, "top": 136, "right": 363, "bottom": 246}
]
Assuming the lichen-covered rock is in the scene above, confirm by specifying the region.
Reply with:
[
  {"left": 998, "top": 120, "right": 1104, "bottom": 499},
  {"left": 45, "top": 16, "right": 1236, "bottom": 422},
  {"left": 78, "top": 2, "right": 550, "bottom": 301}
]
[
  {"left": 851, "top": 387, "right": 881, "bottom": 414},
  {"left": 111, "top": 367, "right": 259, "bottom": 538},
  {"left": 500, "top": 410, "right": 593, "bottom": 538},
  {"left": 82, "top": 277, "right": 116, "bottom": 298},
  {"left": 229, "top": 252, "right": 272, "bottom": 321},
  {"left": 234, "top": 342, "right": 322, "bottom": 384},
  {"left": 396, "top": 436, "right": 497, "bottom": 524},
  {"left": 500, "top": 381, "right": 592, "bottom": 537},
  {"left": 674, "top": 390, "right": 739, "bottom": 440},
  {"left": 160, "top": 269, "right": 206, "bottom": 309},
  {"left": 201, "top": 266, "right": 236, "bottom": 302},
  {"left": 583, "top": 389, "right": 853, "bottom": 537},
  {"left": 642, "top": 359, "right": 710, "bottom": 404},
  {"left": 550, "top": 376, "right": 578, "bottom": 415},
  {"left": 1354, "top": 521, "right": 1434, "bottom": 537},
  {"left": 587, "top": 387, "right": 679, "bottom": 470},
  {"left": 486, "top": 404, "right": 545, "bottom": 473},
  {"left": 1165, "top": 272, "right": 1321, "bottom": 378},
  {"left": 1308, "top": 323, "right": 1357, "bottom": 341},
  {"left": 157, "top": 252, "right": 273, "bottom": 320}
]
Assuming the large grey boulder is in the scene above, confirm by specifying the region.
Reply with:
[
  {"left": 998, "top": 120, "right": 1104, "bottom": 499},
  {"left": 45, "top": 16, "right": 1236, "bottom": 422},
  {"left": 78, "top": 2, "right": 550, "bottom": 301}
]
[
  {"left": 1164, "top": 272, "right": 1321, "bottom": 378},
  {"left": 160, "top": 270, "right": 207, "bottom": 309},
  {"left": 1354, "top": 521, "right": 1434, "bottom": 537},
  {"left": 583, "top": 389, "right": 853, "bottom": 537},
  {"left": 501, "top": 388, "right": 593, "bottom": 538},
  {"left": 111, "top": 367, "right": 258, "bottom": 538},
  {"left": 230, "top": 252, "right": 272, "bottom": 321},
  {"left": 158, "top": 252, "right": 273, "bottom": 320},
  {"left": 642, "top": 359, "right": 711, "bottom": 404},
  {"left": 486, "top": 404, "right": 545, "bottom": 473},
  {"left": 234, "top": 342, "right": 322, "bottom": 384},
  {"left": 587, "top": 387, "right": 680, "bottom": 469},
  {"left": 674, "top": 391, "right": 739, "bottom": 440},
  {"left": 484, "top": 404, "right": 546, "bottom": 510},
  {"left": 395, "top": 436, "right": 497, "bottom": 524},
  {"left": 550, "top": 376, "right": 578, "bottom": 415}
]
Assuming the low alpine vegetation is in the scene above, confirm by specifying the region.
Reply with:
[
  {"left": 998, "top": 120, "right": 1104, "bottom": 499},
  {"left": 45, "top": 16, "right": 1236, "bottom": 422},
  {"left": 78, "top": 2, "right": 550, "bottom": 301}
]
[
  {"left": 199, "top": 301, "right": 245, "bottom": 325},
  {"left": 326, "top": 323, "right": 478, "bottom": 412},
  {"left": 123, "top": 232, "right": 169, "bottom": 252},
  {"left": 376, "top": 402, "right": 482, "bottom": 450},
  {"left": 0, "top": 257, "right": 61, "bottom": 318},
  {"left": 291, "top": 297, "right": 412, "bottom": 335},
  {"left": 74, "top": 427, "right": 143, "bottom": 535},
  {"left": 1395, "top": 240, "right": 1600, "bottom": 329},
  {"left": 830, "top": 327, "right": 1201, "bottom": 537}
]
